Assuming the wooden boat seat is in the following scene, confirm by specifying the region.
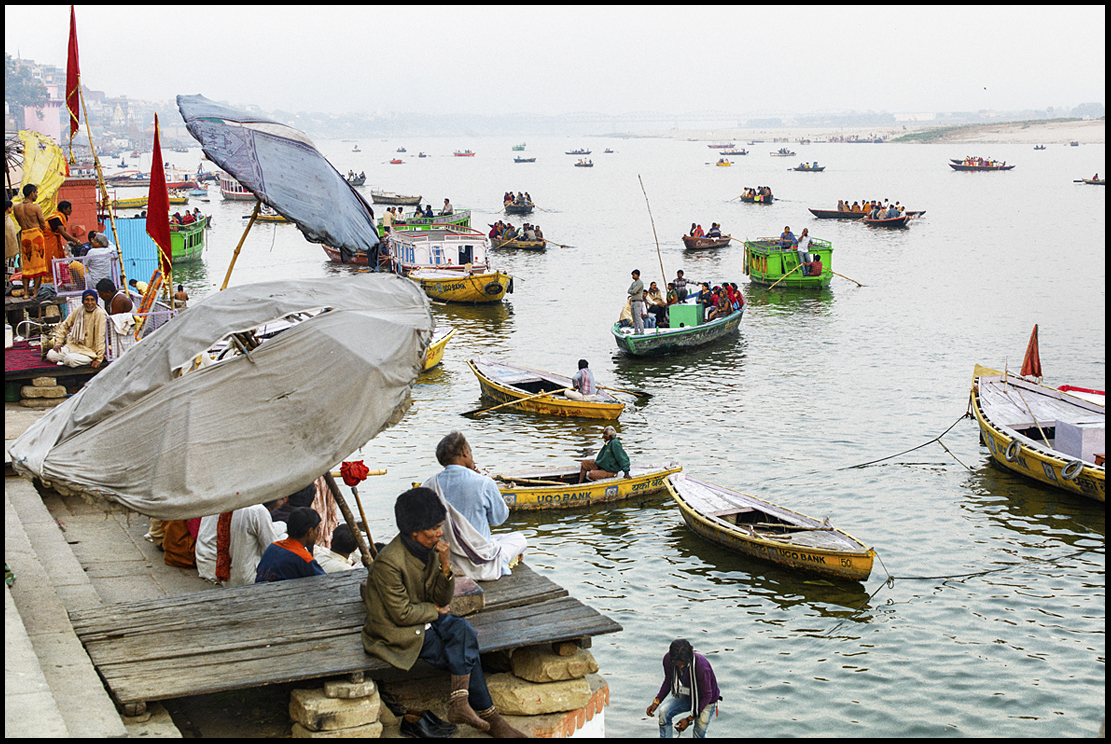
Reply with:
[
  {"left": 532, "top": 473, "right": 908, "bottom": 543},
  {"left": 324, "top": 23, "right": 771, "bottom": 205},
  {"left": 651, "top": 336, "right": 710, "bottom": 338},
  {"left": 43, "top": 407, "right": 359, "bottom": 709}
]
[
  {"left": 709, "top": 507, "right": 755, "bottom": 519},
  {"left": 488, "top": 370, "right": 545, "bottom": 385}
]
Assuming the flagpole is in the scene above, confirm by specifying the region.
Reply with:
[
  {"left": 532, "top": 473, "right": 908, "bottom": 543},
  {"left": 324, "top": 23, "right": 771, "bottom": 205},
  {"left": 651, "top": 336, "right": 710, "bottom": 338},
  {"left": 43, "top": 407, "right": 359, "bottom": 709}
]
[{"left": 77, "top": 83, "right": 127, "bottom": 292}]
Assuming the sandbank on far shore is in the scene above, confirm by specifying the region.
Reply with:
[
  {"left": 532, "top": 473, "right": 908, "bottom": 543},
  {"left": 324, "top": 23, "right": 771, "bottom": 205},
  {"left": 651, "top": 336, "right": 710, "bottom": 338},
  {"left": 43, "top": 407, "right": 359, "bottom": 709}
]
[{"left": 615, "top": 118, "right": 1104, "bottom": 145}]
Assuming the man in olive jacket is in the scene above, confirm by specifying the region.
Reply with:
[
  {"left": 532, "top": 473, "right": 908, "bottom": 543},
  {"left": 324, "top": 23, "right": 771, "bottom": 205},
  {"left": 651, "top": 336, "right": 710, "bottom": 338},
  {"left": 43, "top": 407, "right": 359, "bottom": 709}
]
[{"left": 362, "top": 487, "right": 525, "bottom": 737}]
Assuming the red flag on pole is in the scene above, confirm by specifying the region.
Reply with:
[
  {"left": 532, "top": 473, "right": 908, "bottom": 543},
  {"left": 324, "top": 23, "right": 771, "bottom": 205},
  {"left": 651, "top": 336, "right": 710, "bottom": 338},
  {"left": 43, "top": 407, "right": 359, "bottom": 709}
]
[
  {"left": 146, "top": 114, "right": 173, "bottom": 271},
  {"left": 65, "top": 5, "right": 81, "bottom": 150},
  {"left": 1020, "top": 324, "right": 1042, "bottom": 381}
]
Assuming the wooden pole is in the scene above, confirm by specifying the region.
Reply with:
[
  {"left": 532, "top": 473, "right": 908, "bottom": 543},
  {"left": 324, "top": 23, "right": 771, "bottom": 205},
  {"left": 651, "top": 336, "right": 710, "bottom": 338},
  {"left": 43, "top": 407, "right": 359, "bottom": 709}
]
[
  {"left": 78, "top": 84, "right": 128, "bottom": 291},
  {"left": 831, "top": 270, "right": 864, "bottom": 287},
  {"left": 350, "top": 486, "right": 378, "bottom": 559},
  {"left": 324, "top": 472, "right": 373, "bottom": 568},
  {"left": 638, "top": 175, "right": 667, "bottom": 289},
  {"left": 768, "top": 263, "right": 802, "bottom": 289},
  {"left": 221, "top": 200, "right": 260, "bottom": 290}
]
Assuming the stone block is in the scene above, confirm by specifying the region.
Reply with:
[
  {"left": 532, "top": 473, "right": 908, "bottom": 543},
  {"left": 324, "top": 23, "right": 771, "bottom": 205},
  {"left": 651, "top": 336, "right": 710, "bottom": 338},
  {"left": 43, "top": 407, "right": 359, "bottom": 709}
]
[
  {"left": 30, "top": 377, "right": 58, "bottom": 387},
  {"left": 485, "top": 673, "right": 592, "bottom": 716},
  {"left": 20, "top": 398, "right": 64, "bottom": 409},
  {"left": 291, "top": 721, "right": 383, "bottom": 738},
  {"left": 323, "top": 678, "right": 377, "bottom": 699},
  {"left": 512, "top": 644, "right": 599, "bottom": 683},
  {"left": 450, "top": 576, "right": 484, "bottom": 617},
  {"left": 289, "top": 688, "right": 381, "bottom": 731},
  {"left": 21, "top": 385, "right": 66, "bottom": 399}
]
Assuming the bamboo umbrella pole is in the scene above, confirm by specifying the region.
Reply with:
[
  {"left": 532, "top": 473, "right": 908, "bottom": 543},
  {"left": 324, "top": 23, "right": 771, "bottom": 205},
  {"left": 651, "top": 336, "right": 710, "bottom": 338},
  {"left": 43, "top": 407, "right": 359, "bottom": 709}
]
[
  {"left": 324, "top": 472, "right": 373, "bottom": 568},
  {"left": 78, "top": 84, "right": 127, "bottom": 291},
  {"left": 220, "top": 200, "right": 260, "bottom": 290}
]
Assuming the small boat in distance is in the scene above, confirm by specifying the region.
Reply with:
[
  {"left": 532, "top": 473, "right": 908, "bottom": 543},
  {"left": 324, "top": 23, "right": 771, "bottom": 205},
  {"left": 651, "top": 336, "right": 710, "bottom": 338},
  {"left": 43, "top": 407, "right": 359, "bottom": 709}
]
[
  {"left": 738, "top": 188, "right": 774, "bottom": 204},
  {"left": 770, "top": 148, "right": 795, "bottom": 157},
  {"left": 862, "top": 214, "right": 911, "bottom": 228},
  {"left": 603, "top": 148, "right": 614, "bottom": 154},
  {"left": 495, "top": 462, "right": 682, "bottom": 510},
  {"left": 565, "top": 148, "right": 591, "bottom": 155},
  {"left": 681, "top": 235, "right": 731, "bottom": 250},
  {"left": 345, "top": 174, "right": 366, "bottom": 186},
  {"left": 809, "top": 207, "right": 926, "bottom": 220},
  {"left": 721, "top": 149, "right": 748, "bottom": 155},
  {"left": 715, "top": 158, "right": 732, "bottom": 167},
  {"left": 467, "top": 358, "right": 625, "bottom": 419},
  {"left": 792, "top": 163, "right": 825, "bottom": 172},
  {"left": 370, "top": 190, "right": 422, "bottom": 205},
  {"left": 1034, "top": 145, "right": 1046, "bottom": 150},
  {"left": 352, "top": 145, "right": 361, "bottom": 152},
  {"left": 396, "top": 147, "right": 406, "bottom": 153},
  {"left": 513, "top": 156, "right": 536, "bottom": 163},
  {"left": 389, "top": 159, "right": 403, "bottom": 165},
  {"left": 512, "top": 143, "right": 526, "bottom": 151},
  {"left": 707, "top": 142, "right": 735, "bottom": 149},
  {"left": 575, "top": 159, "right": 594, "bottom": 167},
  {"left": 453, "top": 150, "right": 476, "bottom": 157},
  {"left": 949, "top": 158, "right": 1014, "bottom": 171},
  {"left": 667, "top": 473, "right": 875, "bottom": 581}
]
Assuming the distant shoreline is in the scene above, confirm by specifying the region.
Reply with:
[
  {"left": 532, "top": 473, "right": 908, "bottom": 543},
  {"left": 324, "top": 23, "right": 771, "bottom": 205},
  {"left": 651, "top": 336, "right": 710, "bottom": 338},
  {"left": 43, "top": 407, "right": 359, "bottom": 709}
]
[{"left": 612, "top": 118, "right": 1104, "bottom": 145}]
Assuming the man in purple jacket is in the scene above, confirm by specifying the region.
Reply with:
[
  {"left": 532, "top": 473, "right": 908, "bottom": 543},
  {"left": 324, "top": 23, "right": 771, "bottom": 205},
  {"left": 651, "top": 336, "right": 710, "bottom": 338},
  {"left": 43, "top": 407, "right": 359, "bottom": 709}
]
[{"left": 646, "top": 639, "right": 720, "bottom": 738}]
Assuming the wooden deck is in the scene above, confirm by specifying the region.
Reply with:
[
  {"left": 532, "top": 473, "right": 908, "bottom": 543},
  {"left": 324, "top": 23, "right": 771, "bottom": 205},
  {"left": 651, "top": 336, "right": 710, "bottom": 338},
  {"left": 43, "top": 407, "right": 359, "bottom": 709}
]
[{"left": 68, "top": 564, "right": 621, "bottom": 706}]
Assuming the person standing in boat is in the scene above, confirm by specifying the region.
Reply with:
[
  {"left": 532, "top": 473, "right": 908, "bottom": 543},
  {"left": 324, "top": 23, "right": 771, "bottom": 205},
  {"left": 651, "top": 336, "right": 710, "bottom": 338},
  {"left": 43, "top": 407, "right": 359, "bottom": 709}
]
[
  {"left": 578, "top": 426, "right": 631, "bottom": 483},
  {"left": 796, "top": 228, "right": 812, "bottom": 272},
  {"left": 628, "top": 269, "right": 646, "bottom": 335},
  {"left": 646, "top": 639, "right": 721, "bottom": 738}
]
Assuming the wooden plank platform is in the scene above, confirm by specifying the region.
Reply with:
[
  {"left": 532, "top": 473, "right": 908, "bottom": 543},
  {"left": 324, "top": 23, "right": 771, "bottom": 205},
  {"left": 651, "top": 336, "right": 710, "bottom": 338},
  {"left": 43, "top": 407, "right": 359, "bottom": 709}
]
[{"left": 68, "top": 564, "right": 621, "bottom": 706}]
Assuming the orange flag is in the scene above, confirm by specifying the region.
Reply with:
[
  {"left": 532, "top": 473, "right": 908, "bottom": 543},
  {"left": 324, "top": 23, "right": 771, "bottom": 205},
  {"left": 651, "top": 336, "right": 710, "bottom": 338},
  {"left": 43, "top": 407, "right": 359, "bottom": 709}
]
[
  {"left": 65, "top": 5, "right": 80, "bottom": 156},
  {"left": 1020, "top": 324, "right": 1042, "bottom": 380},
  {"left": 146, "top": 114, "right": 172, "bottom": 271}
]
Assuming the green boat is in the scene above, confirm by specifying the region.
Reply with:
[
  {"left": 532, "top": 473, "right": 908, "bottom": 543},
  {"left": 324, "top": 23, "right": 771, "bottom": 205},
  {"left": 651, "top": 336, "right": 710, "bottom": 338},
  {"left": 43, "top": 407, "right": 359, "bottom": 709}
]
[
  {"left": 611, "top": 304, "right": 744, "bottom": 356},
  {"left": 512, "top": 143, "right": 526, "bottom": 151},
  {"left": 170, "top": 217, "right": 207, "bottom": 263},
  {"left": 744, "top": 237, "right": 833, "bottom": 288},
  {"left": 378, "top": 209, "right": 471, "bottom": 233}
]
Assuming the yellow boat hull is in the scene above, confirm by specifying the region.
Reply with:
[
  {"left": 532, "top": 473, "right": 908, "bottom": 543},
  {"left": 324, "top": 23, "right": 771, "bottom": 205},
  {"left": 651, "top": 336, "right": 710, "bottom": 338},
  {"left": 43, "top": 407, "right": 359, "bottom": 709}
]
[
  {"left": 496, "top": 463, "right": 682, "bottom": 510},
  {"left": 971, "top": 365, "right": 1105, "bottom": 502},
  {"left": 422, "top": 327, "right": 456, "bottom": 372},
  {"left": 412, "top": 271, "right": 509, "bottom": 303},
  {"left": 667, "top": 477, "right": 875, "bottom": 582},
  {"left": 468, "top": 359, "right": 624, "bottom": 420}
]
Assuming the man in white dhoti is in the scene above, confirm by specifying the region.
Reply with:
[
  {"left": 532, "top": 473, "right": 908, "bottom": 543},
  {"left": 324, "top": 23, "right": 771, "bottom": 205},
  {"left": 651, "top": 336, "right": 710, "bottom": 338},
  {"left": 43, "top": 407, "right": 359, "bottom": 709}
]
[{"left": 422, "top": 432, "right": 526, "bottom": 581}]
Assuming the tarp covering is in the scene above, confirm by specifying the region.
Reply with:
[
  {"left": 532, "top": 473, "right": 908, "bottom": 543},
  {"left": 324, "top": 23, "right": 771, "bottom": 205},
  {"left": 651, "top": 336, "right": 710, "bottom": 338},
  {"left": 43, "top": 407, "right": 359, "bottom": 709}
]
[
  {"left": 8, "top": 275, "right": 432, "bottom": 519},
  {"left": 176, "top": 94, "right": 379, "bottom": 263},
  {"left": 18, "top": 130, "right": 68, "bottom": 218}
]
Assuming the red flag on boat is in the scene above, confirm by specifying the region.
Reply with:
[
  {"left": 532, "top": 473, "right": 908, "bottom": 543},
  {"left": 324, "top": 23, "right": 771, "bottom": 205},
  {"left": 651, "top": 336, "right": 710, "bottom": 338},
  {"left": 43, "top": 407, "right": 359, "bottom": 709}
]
[
  {"left": 146, "top": 114, "right": 173, "bottom": 271},
  {"left": 65, "top": 5, "right": 81, "bottom": 151},
  {"left": 1020, "top": 324, "right": 1042, "bottom": 380}
]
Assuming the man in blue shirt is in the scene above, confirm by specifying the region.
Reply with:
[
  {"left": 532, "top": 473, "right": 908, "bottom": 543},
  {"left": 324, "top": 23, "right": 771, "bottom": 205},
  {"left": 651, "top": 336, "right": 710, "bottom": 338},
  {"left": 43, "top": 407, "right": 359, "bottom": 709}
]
[
  {"left": 428, "top": 432, "right": 527, "bottom": 579},
  {"left": 254, "top": 507, "right": 326, "bottom": 583}
]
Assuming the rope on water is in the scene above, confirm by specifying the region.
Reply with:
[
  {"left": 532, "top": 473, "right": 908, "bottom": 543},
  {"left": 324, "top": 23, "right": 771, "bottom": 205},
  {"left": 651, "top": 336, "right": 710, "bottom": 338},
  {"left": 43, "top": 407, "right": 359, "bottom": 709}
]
[
  {"left": 840, "top": 413, "right": 971, "bottom": 471},
  {"left": 817, "top": 547, "right": 1100, "bottom": 638}
]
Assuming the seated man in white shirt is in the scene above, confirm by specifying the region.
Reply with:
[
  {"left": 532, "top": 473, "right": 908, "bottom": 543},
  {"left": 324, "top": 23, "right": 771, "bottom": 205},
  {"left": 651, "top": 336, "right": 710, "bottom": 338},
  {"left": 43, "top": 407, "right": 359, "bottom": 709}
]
[
  {"left": 195, "top": 497, "right": 286, "bottom": 586},
  {"left": 422, "top": 432, "right": 526, "bottom": 581},
  {"left": 314, "top": 524, "right": 358, "bottom": 573}
]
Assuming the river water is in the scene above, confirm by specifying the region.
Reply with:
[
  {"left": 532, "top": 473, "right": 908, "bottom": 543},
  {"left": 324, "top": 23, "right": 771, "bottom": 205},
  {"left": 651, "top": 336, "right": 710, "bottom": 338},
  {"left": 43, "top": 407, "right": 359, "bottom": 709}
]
[{"left": 135, "top": 135, "right": 1104, "bottom": 736}]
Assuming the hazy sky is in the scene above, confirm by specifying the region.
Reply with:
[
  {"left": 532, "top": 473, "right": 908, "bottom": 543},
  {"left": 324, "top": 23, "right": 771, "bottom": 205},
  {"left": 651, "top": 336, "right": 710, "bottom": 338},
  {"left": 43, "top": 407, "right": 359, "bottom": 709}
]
[{"left": 5, "top": 5, "right": 1105, "bottom": 117}]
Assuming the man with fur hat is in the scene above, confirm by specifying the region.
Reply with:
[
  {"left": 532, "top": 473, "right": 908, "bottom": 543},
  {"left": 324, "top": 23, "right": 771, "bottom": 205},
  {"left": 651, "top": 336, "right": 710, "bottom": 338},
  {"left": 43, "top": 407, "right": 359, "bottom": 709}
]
[{"left": 362, "top": 488, "right": 526, "bottom": 737}]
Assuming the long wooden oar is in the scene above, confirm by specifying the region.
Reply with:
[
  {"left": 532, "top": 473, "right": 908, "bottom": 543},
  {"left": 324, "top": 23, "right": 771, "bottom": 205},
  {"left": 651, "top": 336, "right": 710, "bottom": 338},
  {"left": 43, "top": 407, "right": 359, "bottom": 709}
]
[
  {"left": 832, "top": 270, "right": 864, "bottom": 287},
  {"left": 597, "top": 384, "right": 653, "bottom": 399},
  {"left": 767, "top": 263, "right": 802, "bottom": 289},
  {"left": 525, "top": 200, "right": 549, "bottom": 213},
  {"left": 544, "top": 239, "right": 574, "bottom": 249},
  {"left": 461, "top": 387, "right": 572, "bottom": 416}
]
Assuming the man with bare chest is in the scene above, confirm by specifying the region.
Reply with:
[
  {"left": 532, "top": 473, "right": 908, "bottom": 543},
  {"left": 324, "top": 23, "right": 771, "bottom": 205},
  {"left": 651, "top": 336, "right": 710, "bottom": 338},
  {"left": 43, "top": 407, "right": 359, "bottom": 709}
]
[{"left": 13, "top": 184, "right": 48, "bottom": 298}]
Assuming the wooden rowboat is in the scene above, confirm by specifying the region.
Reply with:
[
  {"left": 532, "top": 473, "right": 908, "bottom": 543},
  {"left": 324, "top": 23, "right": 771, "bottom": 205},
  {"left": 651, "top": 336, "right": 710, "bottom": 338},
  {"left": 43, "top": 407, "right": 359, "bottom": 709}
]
[
  {"left": 513, "top": 157, "right": 536, "bottom": 163},
  {"left": 791, "top": 165, "right": 825, "bottom": 172},
  {"left": 421, "top": 327, "right": 456, "bottom": 372},
  {"left": 667, "top": 473, "right": 875, "bottom": 581},
  {"left": 862, "top": 215, "right": 910, "bottom": 227},
  {"left": 467, "top": 358, "right": 625, "bottom": 419},
  {"left": 491, "top": 236, "right": 546, "bottom": 251},
  {"left": 739, "top": 193, "right": 774, "bottom": 204},
  {"left": 612, "top": 305, "right": 744, "bottom": 357},
  {"left": 504, "top": 203, "right": 534, "bottom": 215},
  {"left": 681, "top": 235, "right": 731, "bottom": 250},
  {"left": 1079, "top": 178, "right": 1105, "bottom": 186},
  {"left": 970, "top": 365, "right": 1105, "bottom": 501},
  {"left": 809, "top": 208, "right": 926, "bottom": 220},
  {"left": 948, "top": 162, "right": 1014, "bottom": 171},
  {"left": 494, "top": 462, "right": 683, "bottom": 510},
  {"left": 370, "top": 190, "right": 422, "bottom": 206}
]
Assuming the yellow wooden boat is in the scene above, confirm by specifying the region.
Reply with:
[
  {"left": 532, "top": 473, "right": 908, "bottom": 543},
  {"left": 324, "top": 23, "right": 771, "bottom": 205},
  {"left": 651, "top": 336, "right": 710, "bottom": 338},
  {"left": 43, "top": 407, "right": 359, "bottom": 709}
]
[
  {"left": 494, "top": 462, "right": 682, "bottom": 510},
  {"left": 409, "top": 269, "right": 511, "bottom": 303},
  {"left": 970, "top": 365, "right": 1105, "bottom": 501},
  {"left": 667, "top": 473, "right": 875, "bottom": 581},
  {"left": 467, "top": 357, "right": 625, "bottom": 419},
  {"left": 421, "top": 326, "right": 456, "bottom": 372}
]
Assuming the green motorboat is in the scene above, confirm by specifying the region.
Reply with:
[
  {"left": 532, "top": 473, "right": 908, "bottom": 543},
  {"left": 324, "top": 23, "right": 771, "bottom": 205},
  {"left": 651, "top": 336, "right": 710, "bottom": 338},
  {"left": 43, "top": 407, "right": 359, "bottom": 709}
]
[{"left": 744, "top": 237, "right": 833, "bottom": 288}]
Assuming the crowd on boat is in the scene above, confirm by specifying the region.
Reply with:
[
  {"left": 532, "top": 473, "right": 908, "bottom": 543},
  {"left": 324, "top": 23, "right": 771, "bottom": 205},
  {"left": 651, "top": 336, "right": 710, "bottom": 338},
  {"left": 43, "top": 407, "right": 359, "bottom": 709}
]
[
  {"left": 502, "top": 191, "right": 532, "bottom": 207},
  {"left": 957, "top": 156, "right": 1006, "bottom": 168},
  {"left": 776, "top": 227, "right": 824, "bottom": 276},
  {"left": 619, "top": 268, "right": 745, "bottom": 333},
  {"left": 688, "top": 223, "right": 723, "bottom": 239},
  {"left": 741, "top": 187, "right": 773, "bottom": 201},
  {"left": 796, "top": 162, "right": 821, "bottom": 170},
  {"left": 488, "top": 220, "right": 544, "bottom": 242},
  {"left": 836, "top": 199, "right": 907, "bottom": 217}
]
